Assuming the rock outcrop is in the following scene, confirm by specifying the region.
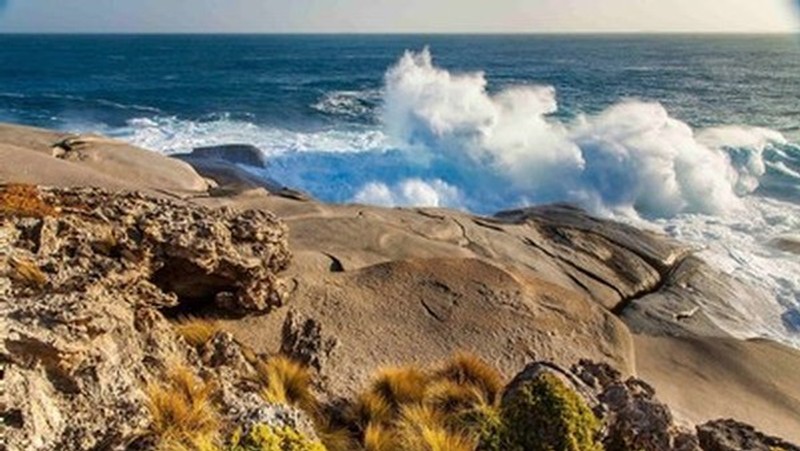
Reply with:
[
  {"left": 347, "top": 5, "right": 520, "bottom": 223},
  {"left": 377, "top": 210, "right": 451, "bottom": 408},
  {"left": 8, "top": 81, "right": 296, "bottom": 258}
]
[
  {"left": 503, "top": 360, "right": 799, "bottom": 451},
  {"left": 696, "top": 419, "right": 800, "bottom": 451},
  {"left": 0, "top": 185, "right": 291, "bottom": 450},
  {"left": 505, "top": 360, "right": 699, "bottom": 451}
]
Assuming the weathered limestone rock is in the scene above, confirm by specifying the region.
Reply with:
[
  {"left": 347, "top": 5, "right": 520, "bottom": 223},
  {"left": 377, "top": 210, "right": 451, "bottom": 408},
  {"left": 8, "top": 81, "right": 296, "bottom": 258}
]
[{"left": 0, "top": 185, "right": 291, "bottom": 450}]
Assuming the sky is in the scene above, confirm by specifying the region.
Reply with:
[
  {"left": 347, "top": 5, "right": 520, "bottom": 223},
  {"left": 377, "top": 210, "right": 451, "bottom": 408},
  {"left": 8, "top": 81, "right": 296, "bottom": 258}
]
[{"left": 0, "top": 0, "right": 797, "bottom": 33}]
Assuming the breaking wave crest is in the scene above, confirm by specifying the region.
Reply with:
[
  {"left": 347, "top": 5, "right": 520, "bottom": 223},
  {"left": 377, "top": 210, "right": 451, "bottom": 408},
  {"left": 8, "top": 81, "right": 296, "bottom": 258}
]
[{"left": 379, "top": 48, "right": 797, "bottom": 218}]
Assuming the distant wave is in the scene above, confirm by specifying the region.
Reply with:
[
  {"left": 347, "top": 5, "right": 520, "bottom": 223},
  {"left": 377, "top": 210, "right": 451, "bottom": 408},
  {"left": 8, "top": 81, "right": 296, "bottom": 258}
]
[{"left": 311, "top": 88, "right": 382, "bottom": 121}]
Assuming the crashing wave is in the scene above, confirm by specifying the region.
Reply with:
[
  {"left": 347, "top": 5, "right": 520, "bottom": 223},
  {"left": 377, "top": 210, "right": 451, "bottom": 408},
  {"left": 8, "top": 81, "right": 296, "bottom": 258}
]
[{"left": 380, "top": 48, "right": 793, "bottom": 219}]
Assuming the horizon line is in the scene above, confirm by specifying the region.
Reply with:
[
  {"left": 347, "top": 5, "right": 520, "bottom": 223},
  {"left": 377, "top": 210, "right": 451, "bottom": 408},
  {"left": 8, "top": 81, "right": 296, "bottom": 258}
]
[{"left": 0, "top": 30, "right": 797, "bottom": 36}]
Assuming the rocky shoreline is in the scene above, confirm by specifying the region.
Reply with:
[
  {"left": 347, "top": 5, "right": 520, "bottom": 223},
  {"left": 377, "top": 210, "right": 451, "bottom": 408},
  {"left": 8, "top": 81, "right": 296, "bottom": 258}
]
[{"left": 1, "top": 123, "right": 799, "bottom": 450}]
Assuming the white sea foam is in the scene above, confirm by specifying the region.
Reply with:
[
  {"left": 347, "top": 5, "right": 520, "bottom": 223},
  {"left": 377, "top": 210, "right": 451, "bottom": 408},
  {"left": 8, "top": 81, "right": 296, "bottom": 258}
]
[
  {"left": 108, "top": 48, "right": 800, "bottom": 348},
  {"left": 381, "top": 48, "right": 789, "bottom": 219},
  {"left": 651, "top": 196, "right": 800, "bottom": 348},
  {"left": 353, "top": 179, "right": 462, "bottom": 208},
  {"left": 115, "top": 115, "right": 389, "bottom": 156}
]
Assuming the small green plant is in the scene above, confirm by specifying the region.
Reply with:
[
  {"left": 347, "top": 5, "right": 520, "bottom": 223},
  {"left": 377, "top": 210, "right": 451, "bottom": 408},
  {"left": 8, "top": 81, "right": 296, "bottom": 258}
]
[
  {"left": 146, "top": 367, "right": 221, "bottom": 451},
  {"left": 500, "top": 372, "right": 602, "bottom": 451},
  {"left": 453, "top": 399, "right": 505, "bottom": 451},
  {"left": 227, "top": 424, "right": 327, "bottom": 451}
]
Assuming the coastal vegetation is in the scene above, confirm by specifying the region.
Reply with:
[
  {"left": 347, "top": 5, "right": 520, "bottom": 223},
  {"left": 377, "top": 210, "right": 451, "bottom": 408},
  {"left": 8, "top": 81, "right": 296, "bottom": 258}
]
[{"left": 143, "top": 350, "right": 602, "bottom": 451}]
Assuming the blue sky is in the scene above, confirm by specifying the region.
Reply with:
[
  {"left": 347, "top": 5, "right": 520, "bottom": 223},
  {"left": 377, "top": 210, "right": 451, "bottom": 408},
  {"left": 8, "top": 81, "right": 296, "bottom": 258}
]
[{"left": 0, "top": 0, "right": 797, "bottom": 33}]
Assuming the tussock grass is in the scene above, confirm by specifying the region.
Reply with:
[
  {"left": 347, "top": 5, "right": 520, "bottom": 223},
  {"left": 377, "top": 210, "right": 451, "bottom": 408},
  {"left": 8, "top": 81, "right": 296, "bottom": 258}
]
[
  {"left": 0, "top": 184, "right": 58, "bottom": 218},
  {"left": 145, "top": 367, "right": 220, "bottom": 451},
  {"left": 316, "top": 422, "right": 359, "bottom": 451},
  {"left": 345, "top": 353, "right": 510, "bottom": 451},
  {"left": 348, "top": 390, "right": 395, "bottom": 431},
  {"left": 8, "top": 256, "right": 47, "bottom": 288},
  {"left": 363, "top": 423, "right": 400, "bottom": 451},
  {"left": 434, "top": 353, "right": 504, "bottom": 405},
  {"left": 368, "top": 366, "right": 429, "bottom": 411},
  {"left": 397, "top": 405, "right": 477, "bottom": 451},
  {"left": 255, "top": 355, "right": 318, "bottom": 414},
  {"left": 423, "top": 380, "right": 487, "bottom": 417},
  {"left": 174, "top": 316, "right": 221, "bottom": 348}
]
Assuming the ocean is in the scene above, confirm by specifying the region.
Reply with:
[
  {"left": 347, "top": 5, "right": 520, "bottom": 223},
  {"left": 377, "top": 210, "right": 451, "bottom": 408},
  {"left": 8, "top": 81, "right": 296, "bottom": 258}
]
[{"left": 1, "top": 34, "right": 799, "bottom": 347}]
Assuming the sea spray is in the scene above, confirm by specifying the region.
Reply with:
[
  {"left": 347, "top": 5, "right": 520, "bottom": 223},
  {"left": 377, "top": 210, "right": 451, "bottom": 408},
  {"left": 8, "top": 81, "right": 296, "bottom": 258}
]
[{"left": 376, "top": 48, "right": 784, "bottom": 218}]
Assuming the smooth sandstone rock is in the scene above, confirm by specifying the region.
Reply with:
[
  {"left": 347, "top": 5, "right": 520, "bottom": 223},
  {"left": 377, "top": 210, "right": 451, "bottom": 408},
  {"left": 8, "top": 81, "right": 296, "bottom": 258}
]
[{"left": 0, "top": 124, "right": 209, "bottom": 194}]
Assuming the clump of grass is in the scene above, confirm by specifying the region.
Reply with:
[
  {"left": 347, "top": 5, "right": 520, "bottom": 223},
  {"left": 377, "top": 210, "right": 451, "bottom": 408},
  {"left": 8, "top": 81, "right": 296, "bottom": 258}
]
[
  {"left": 434, "top": 353, "right": 504, "bottom": 406},
  {"left": 346, "top": 355, "right": 505, "bottom": 451},
  {"left": 8, "top": 256, "right": 47, "bottom": 288},
  {"left": 315, "top": 422, "right": 359, "bottom": 451},
  {"left": 368, "top": 366, "right": 429, "bottom": 411},
  {"left": 454, "top": 401, "right": 505, "bottom": 451},
  {"left": 175, "top": 316, "right": 222, "bottom": 348},
  {"left": 348, "top": 390, "right": 395, "bottom": 431},
  {"left": 255, "top": 355, "right": 318, "bottom": 414},
  {"left": 0, "top": 184, "right": 58, "bottom": 218},
  {"left": 397, "top": 405, "right": 477, "bottom": 451},
  {"left": 500, "top": 372, "right": 602, "bottom": 451},
  {"left": 424, "top": 380, "right": 487, "bottom": 417},
  {"left": 228, "top": 424, "right": 327, "bottom": 451},
  {"left": 363, "top": 423, "right": 400, "bottom": 451},
  {"left": 145, "top": 367, "right": 221, "bottom": 451}
]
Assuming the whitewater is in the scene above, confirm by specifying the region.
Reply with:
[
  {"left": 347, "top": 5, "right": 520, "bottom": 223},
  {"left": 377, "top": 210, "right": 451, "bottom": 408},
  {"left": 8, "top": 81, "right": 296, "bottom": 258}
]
[{"left": 106, "top": 48, "right": 800, "bottom": 349}]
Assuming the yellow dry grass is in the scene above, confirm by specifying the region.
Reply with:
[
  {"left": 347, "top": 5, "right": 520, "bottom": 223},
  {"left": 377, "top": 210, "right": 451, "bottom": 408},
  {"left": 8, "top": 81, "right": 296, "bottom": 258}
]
[
  {"left": 423, "top": 379, "right": 487, "bottom": 416},
  {"left": 363, "top": 423, "right": 401, "bottom": 451},
  {"left": 315, "top": 423, "right": 359, "bottom": 451},
  {"left": 397, "top": 405, "right": 477, "bottom": 451},
  {"left": 255, "top": 355, "right": 318, "bottom": 414},
  {"left": 174, "top": 316, "right": 221, "bottom": 348},
  {"left": 368, "top": 366, "right": 429, "bottom": 411},
  {"left": 0, "top": 184, "right": 58, "bottom": 218},
  {"left": 8, "top": 256, "right": 47, "bottom": 288},
  {"left": 145, "top": 367, "right": 220, "bottom": 451},
  {"left": 348, "top": 390, "right": 395, "bottom": 431},
  {"left": 434, "top": 353, "right": 504, "bottom": 405}
]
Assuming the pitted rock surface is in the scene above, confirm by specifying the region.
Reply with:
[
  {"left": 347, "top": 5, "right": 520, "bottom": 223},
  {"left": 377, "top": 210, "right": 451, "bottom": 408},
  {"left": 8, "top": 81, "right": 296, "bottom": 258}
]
[{"left": 0, "top": 185, "right": 291, "bottom": 450}]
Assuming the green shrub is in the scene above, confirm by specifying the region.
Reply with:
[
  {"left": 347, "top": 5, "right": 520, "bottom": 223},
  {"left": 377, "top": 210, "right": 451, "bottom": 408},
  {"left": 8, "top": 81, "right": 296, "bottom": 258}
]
[
  {"left": 227, "top": 424, "right": 327, "bottom": 451},
  {"left": 500, "top": 372, "right": 601, "bottom": 451},
  {"left": 456, "top": 403, "right": 505, "bottom": 451}
]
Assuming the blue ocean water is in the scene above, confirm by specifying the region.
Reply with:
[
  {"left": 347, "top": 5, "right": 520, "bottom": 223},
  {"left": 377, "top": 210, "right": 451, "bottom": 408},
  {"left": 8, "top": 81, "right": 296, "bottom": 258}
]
[{"left": 1, "top": 34, "right": 799, "bottom": 345}]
